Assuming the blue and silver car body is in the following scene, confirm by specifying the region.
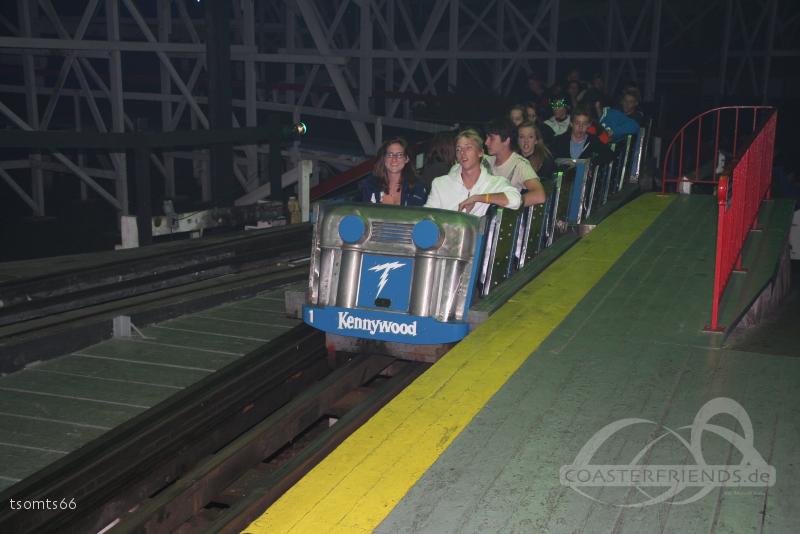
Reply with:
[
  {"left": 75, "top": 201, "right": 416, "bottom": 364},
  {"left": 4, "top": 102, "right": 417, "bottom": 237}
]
[{"left": 304, "top": 203, "right": 484, "bottom": 346}]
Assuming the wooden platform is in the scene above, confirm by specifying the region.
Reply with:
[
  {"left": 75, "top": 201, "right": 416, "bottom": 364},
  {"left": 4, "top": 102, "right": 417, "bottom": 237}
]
[
  {"left": 0, "top": 285, "right": 301, "bottom": 493},
  {"left": 243, "top": 194, "right": 799, "bottom": 533},
  {"left": 377, "top": 196, "right": 798, "bottom": 533}
]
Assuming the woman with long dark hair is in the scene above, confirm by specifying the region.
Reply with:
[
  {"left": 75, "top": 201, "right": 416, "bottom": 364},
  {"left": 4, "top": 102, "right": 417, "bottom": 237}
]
[{"left": 360, "top": 137, "right": 427, "bottom": 206}]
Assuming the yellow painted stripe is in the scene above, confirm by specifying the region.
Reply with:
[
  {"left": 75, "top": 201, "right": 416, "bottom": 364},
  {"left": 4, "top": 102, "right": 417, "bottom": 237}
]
[{"left": 243, "top": 193, "right": 675, "bottom": 534}]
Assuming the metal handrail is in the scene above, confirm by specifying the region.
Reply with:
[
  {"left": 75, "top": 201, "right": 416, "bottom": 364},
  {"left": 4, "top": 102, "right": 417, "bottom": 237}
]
[
  {"left": 707, "top": 109, "right": 777, "bottom": 331},
  {"left": 661, "top": 105, "right": 774, "bottom": 193}
]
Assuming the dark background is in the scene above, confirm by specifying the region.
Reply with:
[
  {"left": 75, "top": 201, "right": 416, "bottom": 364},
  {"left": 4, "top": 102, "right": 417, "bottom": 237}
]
[{"left": 1, "top": 1, "right": 798, "bottom": 261}]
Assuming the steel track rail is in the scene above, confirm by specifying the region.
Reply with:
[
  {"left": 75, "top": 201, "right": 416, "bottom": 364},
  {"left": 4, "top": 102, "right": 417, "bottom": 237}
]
[
  {"left": 0, "top": 325, "right": 327, "bottom": 534},
  {"left": 112, "top": 354, "right": 420, "bottom": 533},
  {"left": 206, "top": 360, "right": 426, "bottom": 534},
  {"left": 0, "top": 262, "right": 309, "bottom": 373},
  {"left": 0, "top": 224, "right": 312, "bottom": 326}
]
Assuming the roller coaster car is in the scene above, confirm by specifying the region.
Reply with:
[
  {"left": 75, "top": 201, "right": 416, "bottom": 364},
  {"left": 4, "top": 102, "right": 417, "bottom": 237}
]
[
  {"left": 304, "top": 202, "right": 484, "bottom": 361},
  {"left": 298, "top": 130, "right": 646, "bottom": 362}
]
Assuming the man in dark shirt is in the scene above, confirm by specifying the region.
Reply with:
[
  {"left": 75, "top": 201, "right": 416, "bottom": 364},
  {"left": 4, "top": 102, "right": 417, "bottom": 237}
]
[
  {"left": 620, "top": 88, "right": 646, "bottom": 126},
  {"left": 550, "top": 106, "right": 613, "bottom": 165}
]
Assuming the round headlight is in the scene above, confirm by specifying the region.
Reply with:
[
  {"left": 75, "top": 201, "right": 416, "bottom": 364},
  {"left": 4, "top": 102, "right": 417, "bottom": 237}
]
[
  {"left": 412, "top": 219, "right": 440, "bottom": 249},
  {"left": 338, "top": 215, "right": 366, "bottom": 244}
]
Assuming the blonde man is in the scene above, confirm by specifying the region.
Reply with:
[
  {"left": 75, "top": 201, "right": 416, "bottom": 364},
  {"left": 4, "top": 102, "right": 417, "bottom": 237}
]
[{"left": 425, "top": 129, "right": 521, "bottom": 217}]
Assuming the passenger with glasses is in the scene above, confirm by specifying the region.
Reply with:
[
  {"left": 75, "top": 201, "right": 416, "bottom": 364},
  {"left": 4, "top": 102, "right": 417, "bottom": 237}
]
[{"left": 359, "top": 137, "right": 428, "bottom": 206}]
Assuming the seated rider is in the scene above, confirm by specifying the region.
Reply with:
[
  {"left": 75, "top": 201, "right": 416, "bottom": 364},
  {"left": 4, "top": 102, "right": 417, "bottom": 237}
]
[
  {"left": 544, "top": 98, "right": 571, "bottom": 137},
  {"left": 524, "top": 102, "right": 555, "bottom": 146},
  {"left": 359, "top": 137, "right": 427, "bottom": 206},
  {"left": 484, "top": 118, "right": 546, "bottom": 207},
  {"left": 425, "top": 128, "right": 521, "bottom": 216},
  {"left": 550, "top": 105, "right": 614, "bottom": 165},
  {"left": 517, "top": 121, "right": 555, "bottom": 180},
  {"left": 619, "top": 87, "right": 646, "bottom": 126},
  {"left": 589, "top": 95, "right": 640, "bottom": 143},
  {"left": 509, "top": 104, "right": 526, "bottom": 127}
]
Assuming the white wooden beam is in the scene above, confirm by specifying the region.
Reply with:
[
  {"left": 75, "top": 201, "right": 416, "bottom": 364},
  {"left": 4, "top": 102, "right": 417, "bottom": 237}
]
[
  {"left": 0, "top": 167, "right": 38, "bottom": 212},
  {"left": 0, "top": 99, "right": 122, "bottom": 209},
  {"left": 121, "top": 0, "right": 210, "bottom": 128},
  {"left": 158, "top": 0, "right": 174, "bottom": 198},
  {"left": 448, "top": 0, "right": 458, "bottom": 88},
  {"left": 548, "top": 0, "right": 559, "bottom": 85},
  {"left": 359, "top": 0, "right": 373, "bottom": 114},
  {"left": 296, "top": 0, "right": 375, "bottom": 154},
  {"left": 646, "top": 0, "right": 662, "bottom": 101},
  {"left": 18, "top": 0, "right": 44, "bottom": 216},
  {"left": 106, "top": 0, "right": 128, "bottom": 214}
]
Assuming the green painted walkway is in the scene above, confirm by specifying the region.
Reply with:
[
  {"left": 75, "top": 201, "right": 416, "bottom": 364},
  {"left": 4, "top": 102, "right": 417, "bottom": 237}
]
[
  {"left": 377, "top": 195, "right": 799, "bottom": 533},
  {"left": 0, "top": 286, "right": 300, "bottom": 493}
]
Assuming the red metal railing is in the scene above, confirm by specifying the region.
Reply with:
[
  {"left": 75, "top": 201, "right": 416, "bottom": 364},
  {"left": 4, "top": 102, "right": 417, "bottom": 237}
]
[
  {"left": 707, "top": 110, "right": 777, "bottom": 331},
  {"left": 661, "top": 106, "right": 773, "bottom": 193},
  {"left": 310, "top": 158, "right": 376, "bottom": 200}
]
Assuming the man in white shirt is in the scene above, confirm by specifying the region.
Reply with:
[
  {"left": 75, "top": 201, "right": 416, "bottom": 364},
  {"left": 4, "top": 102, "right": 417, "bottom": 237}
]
[
  {"left": 484, "top": 119, "right": 546, "bottom": 207},
  {"left": 425, "top": 128, "right": 521, "bottom": 217}
]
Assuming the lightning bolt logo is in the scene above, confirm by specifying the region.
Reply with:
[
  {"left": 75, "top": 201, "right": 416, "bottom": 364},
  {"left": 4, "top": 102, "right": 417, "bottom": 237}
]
[{"left": 368, "top": 261, "right": 406, "bottom": 298}]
